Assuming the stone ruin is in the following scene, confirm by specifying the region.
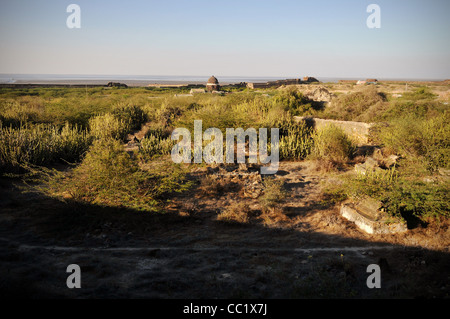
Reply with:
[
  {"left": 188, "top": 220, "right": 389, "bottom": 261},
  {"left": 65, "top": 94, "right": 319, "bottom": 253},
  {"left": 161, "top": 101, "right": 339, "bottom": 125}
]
[
  {"left": 341, "top": 148, "right": 407, "bottom": 234},
  {"left": 341, "top": 197, "right": 407, "bottom": 234},
  {"left": 106, "top": 82, "right": 128, "bottom": 88},
  {"left": 303, "top": 86, "right": 336, "bottom": 108},
  {"left": 206, "top": 76, "right": 220, "bottom": 92},
  {"left": 354, "top": 148, "right": 399, "bottom": 176}
]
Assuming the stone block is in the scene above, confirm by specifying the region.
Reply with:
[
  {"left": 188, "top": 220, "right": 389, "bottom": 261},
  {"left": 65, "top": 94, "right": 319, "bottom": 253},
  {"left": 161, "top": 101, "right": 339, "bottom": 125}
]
[{"left": 340, "top": 200, "right": 407, "bottom": 234}]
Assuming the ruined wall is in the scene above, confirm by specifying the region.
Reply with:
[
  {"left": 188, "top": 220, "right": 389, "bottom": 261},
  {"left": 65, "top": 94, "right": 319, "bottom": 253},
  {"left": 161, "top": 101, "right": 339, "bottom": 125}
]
[
  {"left": 247, "top": 79, "right": 304, "bottom": 89},
  {"left": 294, "top": 116, "right": 374, "bottom": 145}
]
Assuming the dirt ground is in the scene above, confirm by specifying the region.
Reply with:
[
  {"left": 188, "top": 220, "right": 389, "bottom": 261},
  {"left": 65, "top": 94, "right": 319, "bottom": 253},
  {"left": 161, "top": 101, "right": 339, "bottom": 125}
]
[{"left": 0, "top": 160, "right": 449, "bottom": 299}]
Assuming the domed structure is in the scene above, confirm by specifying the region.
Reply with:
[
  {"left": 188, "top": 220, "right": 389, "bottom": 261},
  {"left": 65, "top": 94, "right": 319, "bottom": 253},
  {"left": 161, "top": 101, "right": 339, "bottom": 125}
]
[{"left": 206, "top": 75, "right": 220, "bottom": 92}]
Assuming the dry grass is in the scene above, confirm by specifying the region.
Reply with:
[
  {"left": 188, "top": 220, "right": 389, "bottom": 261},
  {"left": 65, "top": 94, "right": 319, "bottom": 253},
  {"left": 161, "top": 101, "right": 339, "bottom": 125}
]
[
  {"left": 198, "top": 174, "right": 241, "bottom": 196},
  {"left": 259, "top": 207, "right": 290, "bottom": 227},
  {"left": 217, "top": 202, "right": 251, "bottom": 224}
]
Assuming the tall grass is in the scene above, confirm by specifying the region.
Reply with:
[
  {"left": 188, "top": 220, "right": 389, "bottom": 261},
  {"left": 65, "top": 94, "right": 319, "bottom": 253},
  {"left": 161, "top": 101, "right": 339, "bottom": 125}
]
[
  {"left": 0, "top": 122, "right": 92, "bottom": 173},
  {"left": 0, "top": 100, "right": 45, "bottom": 128},
  {"left": 89, "top": 105, "right": 148, "bottom": 141}
]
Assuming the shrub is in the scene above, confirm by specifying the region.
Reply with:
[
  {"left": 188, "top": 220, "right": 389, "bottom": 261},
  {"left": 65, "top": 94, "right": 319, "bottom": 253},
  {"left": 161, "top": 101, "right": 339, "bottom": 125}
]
[
  {"left": 273, "top": 87, "right": 312, "bottom": 115},
  {"left": 382, "top": 179, "right": 449, "bottom": 221},
  {"left": 89, "top": 113, "right": 129, "bottom": 141},
  {"left": 259, "top": 177, "right": 287, "bottom": 211},
  {"left": 401, "top": 87, "right": 437, "bottom": 101},
  {"left": 0, "top": 122, "right": 92, "bottom": 173},
  {"left": 0, "top": 100, "right": 45, "bottom": 127},
  {"left": 340, "top": 167, "right": 449, "bottom": 222},
  {"left": 157, "top": 102, "right": 183, "bottom": 126},
  {"left": 112, "top": 104, "right": 148, "bottom": 131},
  {"left": 139, "top": 134, "right": 175, "bottom": 159},
  {"left": 144, "top": 122, "right": 172, "bottom": 140},
  {"left": 309, "top": 124, "right": 356, "bottom": 166},
  {"left": 376, "top": 113, "right": 450, "bottom": 171},
  {"left": 39, "top": 138, "right": 192, "bottom": 211},
  {"left": 324, "top": 86, "right": 386, "bottom": 121}
]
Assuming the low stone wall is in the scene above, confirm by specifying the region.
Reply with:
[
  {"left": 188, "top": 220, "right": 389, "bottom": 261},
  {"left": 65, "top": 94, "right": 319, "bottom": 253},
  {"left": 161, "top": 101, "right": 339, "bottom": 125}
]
[
  {"left": 294, "top": 116, "right": 374, "bottom": 145},
  {"left": 340, "top": 202, "right": 407, "bottom": 234}
]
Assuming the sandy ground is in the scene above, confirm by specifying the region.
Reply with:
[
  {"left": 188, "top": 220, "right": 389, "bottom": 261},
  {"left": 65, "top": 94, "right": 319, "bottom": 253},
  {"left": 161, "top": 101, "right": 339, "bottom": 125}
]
[{"left": 0, "top": 159, "right": 449, "bottom": 299}]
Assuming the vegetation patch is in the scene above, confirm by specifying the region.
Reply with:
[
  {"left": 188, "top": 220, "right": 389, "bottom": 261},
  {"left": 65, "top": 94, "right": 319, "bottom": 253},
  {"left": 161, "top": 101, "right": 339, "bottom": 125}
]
[{"left": 33, "top": 139, "right": 193, "bottom": 212}]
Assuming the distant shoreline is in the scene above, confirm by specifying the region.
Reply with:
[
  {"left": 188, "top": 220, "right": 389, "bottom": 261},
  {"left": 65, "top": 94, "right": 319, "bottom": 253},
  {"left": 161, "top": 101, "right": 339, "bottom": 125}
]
[{"left": 0, "top": 78, "right": 448, "bottom": 88}]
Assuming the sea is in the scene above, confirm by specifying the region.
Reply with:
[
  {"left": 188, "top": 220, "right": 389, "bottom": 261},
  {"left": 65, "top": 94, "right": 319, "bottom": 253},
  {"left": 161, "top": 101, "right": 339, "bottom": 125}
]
[
  {"left": 0, "top": 74, "right": 343, "bottom": 85},
  {"left": 0, "top": 74, "right": 444, "bottom": 85}
]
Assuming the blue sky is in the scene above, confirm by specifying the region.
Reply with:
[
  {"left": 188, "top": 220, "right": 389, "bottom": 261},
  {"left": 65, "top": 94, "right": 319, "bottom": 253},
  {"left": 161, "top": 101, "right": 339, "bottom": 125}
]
[{"left": 0, "top": 0, "right": 449, "bottom": 79}]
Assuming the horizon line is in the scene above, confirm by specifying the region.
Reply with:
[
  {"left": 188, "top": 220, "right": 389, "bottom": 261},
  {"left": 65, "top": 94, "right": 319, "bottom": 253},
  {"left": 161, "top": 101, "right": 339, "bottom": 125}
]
[{"left": 0, "top": 73, "right": 448, "bottom": 81}]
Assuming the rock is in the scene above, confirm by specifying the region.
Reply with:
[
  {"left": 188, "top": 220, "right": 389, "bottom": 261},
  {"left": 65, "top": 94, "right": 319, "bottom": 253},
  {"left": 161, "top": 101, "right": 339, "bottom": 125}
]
[
  {"left": 364, "top": 157, "right": 379, "bottom": 169},
  {"left": 372, "top": 148, "right": 384, "bottom": 160},
  {"left": 355, "top": 156, "right": 391, "bottom": 175},
  {"left": 243, "top": 184, "right": 263, "bottom": 199},
  {"left": 304, "top": 86, "right": 336, "bottom": 107},
  {"left": 354, "top": 163, "right": 367, "bottom": 175},
  {"left": 384, "top": 155, "right": 399, "bottom": 168},
  {"left": 372, "top": 148, "right": 399, "bottom": 168}
]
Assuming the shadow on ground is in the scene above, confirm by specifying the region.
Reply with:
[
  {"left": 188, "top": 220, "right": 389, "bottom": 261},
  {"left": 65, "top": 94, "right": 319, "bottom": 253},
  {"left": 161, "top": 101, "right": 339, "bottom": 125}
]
[{"left": 0, "top": 176, "right": 448, "bottom": 299}]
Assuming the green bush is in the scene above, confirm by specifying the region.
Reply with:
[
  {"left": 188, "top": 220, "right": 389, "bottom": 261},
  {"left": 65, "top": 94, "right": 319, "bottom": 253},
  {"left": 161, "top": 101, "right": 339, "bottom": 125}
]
[
  {"left": 340, "top": 167, "right": 449, "bottom": 221},
  {"left": 376, "top": 113, "right": 450, "bottom": 171},
  {"left": 112, "top": 104, "right": 148, "bottom": 131},
  {"left": 324, "top": 86, "right": 386, "bottom": 121},
  {"left": 382, "top": 179, "right": 449, "bottom": 220},
  {"left": 0, "top": 122, "right": 92, "bottom": 173},
  {"left": 139, "top": 134, "right": 175, "bottom": 159},
  {"left": 40, "top": 138, "right": 192, "bottom": 211},
  {"left": 401, "top": 87, "right": 437, "bottom": 101},
  {"left": 273, "top": 87, "right": 313, "bottom": 115},
  {"left": 259, "top": 177, "right": 287, "bottom": 210},
  {"left": 89, "top": 113, "right": 129, "bottom": 141},
  {"left": 309, "top": 124, "right": 356, "bottom": 165}
]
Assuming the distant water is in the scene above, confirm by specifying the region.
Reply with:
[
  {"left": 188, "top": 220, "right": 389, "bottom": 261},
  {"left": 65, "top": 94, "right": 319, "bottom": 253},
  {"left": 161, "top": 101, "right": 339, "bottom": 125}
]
[
  {"left": 0, "top": 74, "right": 444, "bottom": 84},
  {"left": 0, "top": 74, "right": 344, "bottom": 84}
]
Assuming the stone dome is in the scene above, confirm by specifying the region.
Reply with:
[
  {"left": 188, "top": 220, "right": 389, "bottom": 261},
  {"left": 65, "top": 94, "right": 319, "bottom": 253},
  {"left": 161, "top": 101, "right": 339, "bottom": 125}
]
[{"left": 207, "top": 76, "right": 219, "bottom": 84}]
